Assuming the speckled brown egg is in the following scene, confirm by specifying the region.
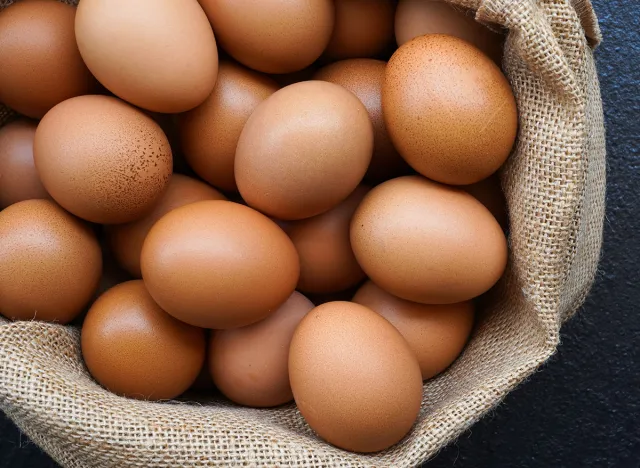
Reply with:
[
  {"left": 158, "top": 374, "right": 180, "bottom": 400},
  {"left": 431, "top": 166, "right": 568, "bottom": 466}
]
[
  {"left": 82, "top": 280, "right": 206, "bottom": 400},
  {"left": 0, "top": 120, "right": 50, "bottom": 209},
  {"left": 350, "top": 176, "right": 508, "bottom": 304},
  {"left": 141, "top": 200, "right": 300, "bottom": 329},
  {"left": 199, "top": 0, "right": 334, "bottom": 74},
  {"left": 313, "top": 59, "right": 408, "bottom": 182},
  {"left": 353, "top": 281, "right": 474, "bottom": 379},
  {"left": 0, "top": 199, "right": 101, "bottom": 323},
  {"left": 289, "top": 301, "right": 423, "bottom": 453},
  {"left": 179, "top": 61, "right": 279, "bottom": 192},
  {"left": 34, "top": 95, "right": 172, "bottom": 224},
  {"left": 107, "top": 174, "right": 226, "bottom": 278},
  {"left": 383, "top": 34, "right": 518, "bottom": 185},
  {"left": 209, "top": 291, "right": 314, "bottom": 407},
  {"left": 236, "top": 81, "right": 373, "bottom": 220},
  {"left": 462, "top": 174, "right": 508, "bottom": 230}
]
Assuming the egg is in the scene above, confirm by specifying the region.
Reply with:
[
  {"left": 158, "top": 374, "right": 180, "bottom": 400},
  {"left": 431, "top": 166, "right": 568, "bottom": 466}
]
[
  {"left": 287, "top": 185, "right": 369, "bottom": 294},
  {"left": 289, "top": 301, "right": 423, "bottom": 452},
  {"left": 0, "top": 120, "right": 50, "bottom": 209},
  {"left": 0, "top": 0, "right": 96, "bottom": 118},
  {"left": 209, "top": 291, "right": 314, "bottom": 407},
  {"left": 107, "top": 174, "right": 226, "bottom": 278},
  {"left": 34, "top": 95, "right": 173, "bottom": 224},
  {"left": 199, "top": 0, "right": 334, "bottom": 74},
  {"left": 75, "top": 0, "right": 218, "bottom": 113},
  {"left": 382, "top": 34, "right": 518, "bottom": 185},
  {"left": 462, "top": 174, "right": 508, "bottom": 229},
  {"left": 313, "top": 59, "right": 408, "bottom": 183},
  {"left": 141, "top": 200, "right": 300, "bottom": 329},
  {"left": 82, "top": 280, "right": 206, "bottom": 400},
  {"left": 179, "top": 61, "right": 279, "bottom": 192},
  {"left": 350, "top": 176, "right": 508, "bottom": 304},
  {"left": 324, "top": 0, "right": 395, "bottom": 60},
  {"left": 236, "top": 81, "right": 373, "bottom": 220},
  {"left": 353, "top": 281, "right": 474, "bottom": 380},
  {"left": 0, "top": 199, "right": 102, "bottom": 324}
]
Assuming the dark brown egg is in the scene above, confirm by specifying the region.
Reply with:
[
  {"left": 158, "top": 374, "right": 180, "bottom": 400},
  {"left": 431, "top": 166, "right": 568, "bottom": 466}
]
[
  {"left": 82, "top": 280, "right": 206, "bottom": 400},
  {"left": 34, "top": 95, "right": 173, "bottom": 224},
  {"left": 0, "top": 199, "right": 102, "bottom": 323},
  {"left": 461, "top": 174, "right": 508, "bottom": 229}
]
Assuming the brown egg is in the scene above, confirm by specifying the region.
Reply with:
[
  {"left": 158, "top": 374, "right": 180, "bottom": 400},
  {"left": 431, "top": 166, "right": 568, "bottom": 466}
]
[
  {"left": 0, "top": 120, "right": 50, "bottom": 209},
  {"left": 209, "top": 291, "right": 314, "bottom": 407},
  {"left": 0, "top": 0, "right": 96, "bottom": 118},
  {"left": 289, "top": 301, "right": 423, "bottom": 453},
  {"left": 395, "top": 0, "right": 503, "bottom": 62},
  {"left": 0, "top": 199, "right": 101, "bottom": 323},
  {"left": 199, "top": 0, "right": 334, "bottom": 74},
  {"left": 75, "top": 0, "right": 218, "bottom": 113},
  {"left": 287, "top": 185, "right": 369, "bottom": 294},
  {"left": 462, "top": 174, "right": 508, "bottom": 229},
  {"left": 34, "top": 95, "right": 172, "bottom": 224},
  {"left": 236, "top": 81, "right": 373, "bottom": 220},
  {"left": 82, "top": 280, "right": 206, "bottom": 400},
  {"left": 107, "top": 174, "right": 226, "bottom": 278},
  {"left": 313, "top": 59, "right": 408, "bottom": 182},
  {"left": 353, "top": 281, "right": 474, "bottom": 379},
  {"left": 179, "top": 61, "right": 279, "bottom": 192},
  {"left": 383, "top": 34, "right": 518, "bottom": 185},
  {"left": 350, "top": 176, "right": 508, "bottom": 304},
  {"left": 324, "top": 0, "right": 395, "bottom": 60},
  {"left": 141, "top": 200, "right": 300, "bottom": 329}
]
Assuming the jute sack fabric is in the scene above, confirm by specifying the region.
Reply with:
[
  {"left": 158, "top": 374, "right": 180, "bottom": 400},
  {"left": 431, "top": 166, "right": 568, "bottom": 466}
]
[{"left": 0, "top": 0, "right": 606, "bottom": 466}]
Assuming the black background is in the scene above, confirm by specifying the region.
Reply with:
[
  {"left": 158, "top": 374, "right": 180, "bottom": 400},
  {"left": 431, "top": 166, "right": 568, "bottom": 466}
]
[{"left": 1, "top": 1, "right": 638, "bottom": 467}]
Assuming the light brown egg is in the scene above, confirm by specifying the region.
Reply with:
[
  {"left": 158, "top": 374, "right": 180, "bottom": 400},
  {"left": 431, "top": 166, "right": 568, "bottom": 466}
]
[
  {"left": 0, "top": 0, "right": 96, "bottom": 118},
  {"left": 34, "top": 95, "right": 172, "bottom": 224},
  {"left": 75, "top": 0, "right": 218, "bottom": 113},
  {"left": 179, "top": 61, "right": 279, "bottom": 192},
  {"left": 82, "top": 280, "right": 206, "bottom": 400},
  {"left": 383, "top": 34, "right": 518, "bottom": 185},
  {"left": 209, "top": 291, "right": 314, "bottom": 407},
  {"left": 199, "top": 0, "right": 334, "bottom": 74},
  {"left": 141, "top": 200, "right": 300, "bottom": 329},
  {"left": 324, "top": 0, "right": 395, "bottom": 60},
  {"left": 0, "top": 199, "right": 102, "bottom": 324},
  {"left": 107, "top": 174, "right": 226, "bottom": 278},
  {"left": 0, "top": 120, "right": 50, "bottom": 209},
  {"left": 350, "top": 176, "right": 508, "bottom": 304},
  {"left": 287, "top": 185, "right": 369, "bottom": 294},
  {"left": 313, "top": 59, "right": 408, "bottom": 182},
  {"left": 236, "top": 81, "right": 373, "bottom": 220},
  {"left": 289, "top": 301, "right": 423, "bottom": 453},
  {"left": 462, "top": 174, "right": 508, "bottom": 229},
  {"left": 353, "top": 281, "right": 474, "bottom": 379}
]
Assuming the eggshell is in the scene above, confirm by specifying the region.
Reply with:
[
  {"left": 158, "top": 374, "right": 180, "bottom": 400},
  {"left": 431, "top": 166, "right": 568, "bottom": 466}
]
[
  {"left": 179, "top": 61, "right": 279, "bottom": 192},
  {"left": 324, "top": 0, "right": 395, "bottom": 60},
  {"left": 199, "top": 0, "right": 334, "bottom": 74},
  {"left": 34, "top": 95, "right": 173, "bottom": 224},
  {"left": 107, "top": 174, "right": 226, "bottom": 278},
  {"left": 236, "top": 81, "right": 373, "bottom": 220},
  {"left": 141, "top": 200, "right": 300, "bottom": 329},
  {"left": 0, "top": 199, "right": 102, "bottom": 323},
  {"left": 0, "top": 120, "right": 50, "bottom": 209},
  {"left": 313, "top": 59, "right": 408, "bottom": 182},
  {"left": 462, "top": 174, "right": 508, "bottom": 229},
  {"left": 383, "top": 34, "right": 518, "bottom": 185},
  {"left": 353, "top": 281, "right": 474, "bottom": 379},
  {"left": 0, "top": 0, "right": 96, "bottom": 118},
  {"left": 289, "top": 301, "right": 423, "bottom": 453},
  {"left": 287, "top": 185, "right": 369, "bottom": 294},
  {"left": 75, "top": 0, "right": 218, "bottom": 113},
  {"left": 82, "top": 280, "right": 206, "bottom": 400},
  {"left": 350, "top": 176, "right": 508, "bottom": 304},
  {"left": 209, "top": 291, "right": 314, "bottom": 407}
]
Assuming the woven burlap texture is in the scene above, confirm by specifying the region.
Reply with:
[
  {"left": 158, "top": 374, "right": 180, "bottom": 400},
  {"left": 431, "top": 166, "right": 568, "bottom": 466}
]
[{"left": 0, "top": 0, "right": 606, "bottom": 466}]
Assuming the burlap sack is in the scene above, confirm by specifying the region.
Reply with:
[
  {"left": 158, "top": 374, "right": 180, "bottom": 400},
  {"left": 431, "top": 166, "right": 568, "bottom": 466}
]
[{"left": 0, "top": 0, "right": 606, "bottom": 466}]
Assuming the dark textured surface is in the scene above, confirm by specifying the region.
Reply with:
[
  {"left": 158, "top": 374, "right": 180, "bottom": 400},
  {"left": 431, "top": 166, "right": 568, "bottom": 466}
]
[{"left": 1, "top": 1, "right": 638, "bottom": 467}]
